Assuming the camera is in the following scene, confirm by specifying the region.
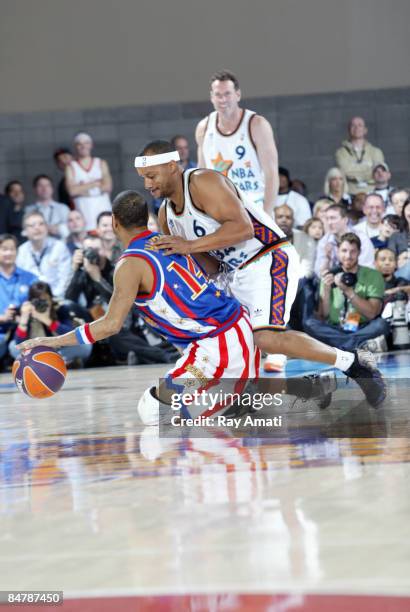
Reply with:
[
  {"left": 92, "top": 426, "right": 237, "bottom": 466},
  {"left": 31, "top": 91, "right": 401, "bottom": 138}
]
[
  {"left": 391, "top": 291, "right": 410, "bottom": 349},
  {"left": 83, "top": 247, "right": 101, "bottom": 266},
  {"left": 31, "top": 298, "right": 50, "bottom": 313},
  {"left": 329, "top": 267, "right": 357, "bottom": 288}
]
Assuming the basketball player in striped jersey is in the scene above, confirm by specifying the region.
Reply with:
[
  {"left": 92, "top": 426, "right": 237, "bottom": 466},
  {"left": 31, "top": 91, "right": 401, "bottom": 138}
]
[
  {"left": 196, "top": 70, "right": 279, "bottom": 217},
  {"left": 137, "top": 142, "right": 386, "bottom": 408}
]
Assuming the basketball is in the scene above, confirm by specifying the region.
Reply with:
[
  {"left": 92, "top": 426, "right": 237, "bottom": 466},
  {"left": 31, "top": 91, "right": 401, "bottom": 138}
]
[{"left": 12, "top": 346, "right": 67, "bottom": 399}]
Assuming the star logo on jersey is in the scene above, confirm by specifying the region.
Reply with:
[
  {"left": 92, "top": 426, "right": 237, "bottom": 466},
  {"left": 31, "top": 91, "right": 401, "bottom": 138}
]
[
  {"left": 173, "top": 283, "right": 179, "bottom": 290},
  {"left": 211, "top": 152, "right": 233, "bottom": 177},
  {"left": 215, "top": 290, "right": 221, "bottom": 298}
]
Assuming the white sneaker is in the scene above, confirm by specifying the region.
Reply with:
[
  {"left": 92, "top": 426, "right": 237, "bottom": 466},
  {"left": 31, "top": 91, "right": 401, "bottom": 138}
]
[{"left": 263, "top": 354, "right": 287, "bottom": 373}]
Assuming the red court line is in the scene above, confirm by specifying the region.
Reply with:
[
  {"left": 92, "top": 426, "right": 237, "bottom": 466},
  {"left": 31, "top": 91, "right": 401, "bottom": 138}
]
[{"left": 13, "top": 593, "right": 410, "bottom": 612}]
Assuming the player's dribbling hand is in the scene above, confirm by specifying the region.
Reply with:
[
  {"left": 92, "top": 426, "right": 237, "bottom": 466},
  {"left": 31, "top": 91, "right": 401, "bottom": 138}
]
[
  {"left": 153, "top": 235, "right": 193, "bottom": 255},
  {"left": 18, "top": 337, "right": 59, "bottom": 352}
]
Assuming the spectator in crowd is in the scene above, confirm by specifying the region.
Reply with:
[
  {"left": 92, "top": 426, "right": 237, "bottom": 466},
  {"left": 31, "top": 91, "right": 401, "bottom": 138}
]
[
  {"left": 65, "top": 235, "right": 177, "bottom": 365},
  {"left": 0, "top": 190, "right": 13, "bottom": 235},
  {"left": 398, "top": 251, "right": 409, "bottom": 271},
  {"left": 26, "top": 175, "right": 69, "bottom": 239},
  {"left": 96, "top": 211, "right": 121, "bottom": 263},
  {"left": 66, "top": 210, "right": 88, "bottom": 254},
  {"left": 16, "top": 211, "right": 71, "bottom": 299},
  {"left": 53, "top": 147, "right": 73, "bottom": 208},
  {"left": 385, "top": 188, "right": 410, "bottom": 216},
  {"left": 314, "top": 204, "right": 375, "bottom": 276},
  {"left": 171, "top": 135, "right": 196, "bottom": 170},
  {"left": 323, "top": 167, "right": 351, "bottom": 206},
  {"left": 5, "top": 180, "right": 26, "bottom": 243},
  {"left": 312, "top": 198, "right": 332, "bottom": 233},
  {"left": 335, "top": 116, "right": 384, "bottom": 194},
  {"left": 348, "top": 192, "right": 367, "bottom": 224},
  {"left": 9, "top": 281, "right": 92, "bottom": 366},
  {"left": 375, "top": 248, "right": 408, "bottom": 292},
  {"left": 373, "top": 162, "right": 394, "bottom": 204},
  {"left": 371, "top": 214, "right": 400, "bottom": 249},
  {"left": 275, "top": 204, "right": 316, "bottom": 278},
  {"left": 65, "top": 132, "right": 112, "bottom": 231},
  {"left": 276, "top": 167, "right": 311, "bottom": 227},
  {"left": 387, "top": 198, "right": 410, "bottom": 256},
  {"left": 0, "top": 234, "right": 37, "bottom": 362},
  {"left": 354, "top": 193, "right": 385, "bottom": 239},
  {"left": 291, "top": 178, "right": 308, "bottom": 198},
  {"left": 305, "top": 233, "right": 389, "bottom": 351},
  {"left": 303, "top": 217, "right": 324, "bottom": 242}
]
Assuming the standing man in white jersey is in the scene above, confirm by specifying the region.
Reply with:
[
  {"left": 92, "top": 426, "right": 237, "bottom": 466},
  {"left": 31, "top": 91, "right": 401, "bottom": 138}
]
[
  {"left": 65, "top": 132, "right": 113, "bottom": 231},
  {"left": 135, "top": 141, "right": 386, "bottom": 409},
  {"left": 196, "top": 70, "right": 279, "bottom": 216}
]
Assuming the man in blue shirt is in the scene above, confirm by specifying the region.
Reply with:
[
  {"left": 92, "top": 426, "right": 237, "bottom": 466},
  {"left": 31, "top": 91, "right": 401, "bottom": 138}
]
[{"left": 0, "top": 234, "right": 38, "bottom": 361}]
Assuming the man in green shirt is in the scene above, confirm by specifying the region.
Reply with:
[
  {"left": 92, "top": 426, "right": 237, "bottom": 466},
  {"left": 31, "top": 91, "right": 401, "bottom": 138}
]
[{"left": 304, "top": 233, "right": 390, "bottom": 351}]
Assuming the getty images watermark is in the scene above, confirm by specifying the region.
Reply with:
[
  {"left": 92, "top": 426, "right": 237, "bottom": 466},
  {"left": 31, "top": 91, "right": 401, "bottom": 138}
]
[{"left": 167, "top": 387, "right": 284, "bottom": 429}]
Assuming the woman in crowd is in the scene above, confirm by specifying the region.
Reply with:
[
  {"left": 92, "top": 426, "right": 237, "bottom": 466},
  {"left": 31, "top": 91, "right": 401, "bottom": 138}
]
[
  {"left": 312, "top": 198, "right": 332, "bottom": 233},
  {"left": 388, "top": 197, "right": 410, "bottom": 257},
  {"left": 9, "top": 281, "right": 92, "bottom": 367},
  {"left": 323, "top": 167, "right": 351, "bottom": 206}
]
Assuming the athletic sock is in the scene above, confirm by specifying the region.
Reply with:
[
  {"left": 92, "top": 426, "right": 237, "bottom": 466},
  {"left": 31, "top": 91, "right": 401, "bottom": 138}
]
[{"left": 334, "top": 348, "right": 355, "bottom": 372}]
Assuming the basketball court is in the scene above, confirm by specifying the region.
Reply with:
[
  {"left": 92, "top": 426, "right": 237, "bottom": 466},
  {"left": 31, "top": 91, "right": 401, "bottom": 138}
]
[{"left": 1, "top": 353, "right": 409, "bottom": 611}]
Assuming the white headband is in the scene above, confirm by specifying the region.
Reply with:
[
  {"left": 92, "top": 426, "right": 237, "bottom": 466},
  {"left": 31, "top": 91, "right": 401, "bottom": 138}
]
[{"left": 134, "top": 151, "right": 180, "bottom": 168}]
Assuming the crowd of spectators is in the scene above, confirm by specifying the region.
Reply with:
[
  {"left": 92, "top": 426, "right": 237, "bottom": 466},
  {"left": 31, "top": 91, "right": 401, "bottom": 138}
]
[{"left": 1, "top": 115, "right": 410, "bottom": 370}]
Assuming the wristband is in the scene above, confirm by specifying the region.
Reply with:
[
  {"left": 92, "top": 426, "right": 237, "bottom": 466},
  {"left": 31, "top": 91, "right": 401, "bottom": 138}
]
[{"left": 75, "top": 323, "right": 96, "bottom": 345}]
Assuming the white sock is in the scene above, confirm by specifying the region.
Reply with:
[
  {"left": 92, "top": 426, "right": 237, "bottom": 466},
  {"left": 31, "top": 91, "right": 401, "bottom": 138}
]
[{"left": 334, "top": 348, "right": 355, "bottom": 371}]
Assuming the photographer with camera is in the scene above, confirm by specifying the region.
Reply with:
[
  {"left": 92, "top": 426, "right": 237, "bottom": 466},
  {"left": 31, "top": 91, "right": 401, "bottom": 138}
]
[
  {"left": 0, "top": 234, "right": 38, "bottom": 364},
  {"left": 305, "top": 233, "right": 389, "bottom": 351},
  {"left": 8, "top": 281, "right": 92, "bottom": 366}
]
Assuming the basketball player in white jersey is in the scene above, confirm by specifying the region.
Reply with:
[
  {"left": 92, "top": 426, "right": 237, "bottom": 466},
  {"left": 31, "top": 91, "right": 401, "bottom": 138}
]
[
  {"left": 135, "top": 141, "right": 386, "bottom": 408},
  {"left": 196, "top": 70, "right": 279, "bottom": 216},
  {"left": 65, "top": 132, "right": 112, "bottom": 231}
]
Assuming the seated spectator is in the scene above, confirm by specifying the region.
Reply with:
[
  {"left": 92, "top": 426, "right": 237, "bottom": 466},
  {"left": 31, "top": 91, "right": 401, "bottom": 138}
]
[
  {"left": 375, "top": 247, "right": 409, "bottom": 292},
  {"left": 96, "top": 211, "right": 122, "bottom": 263},
  {"left": 0, "top": 191, "right": 13, "bottom": 235},
  {"left": 5, "top": 180, "right": 26, "bottom": 243},
  {"left": 373, "top": 163, "right": 394, "bottom": 205},
  {"left": 387, "top": 198, "right": 410, "bottom": 256},
  {"left": 16, "top": 212, "right": 71, "bottom": 299},
  {"left": 371, "top": 214, "right": 400, "bottom": 249},
  {"left": 171, "top": 135, "right": 196, "bottom": 170},
  {"left": 398, "top": 251, "right": 409, "bottom": 272},
  {"left": 276, "top": 167, "right": 311, "bottom": 227},
  {"left": 66, "top": 210, "right": 88, "bottom": 254},
  {"left": 291, "top": 178, "right": 308, "bottom": 199},
  {"left": 0, "top": 234, "right": 37, "bottom": 363},
  {"left": 305, "top": 233, "right": 389, "bottom": 352},
  {"left": 9, "top": 281, "right": 91, "bottom": 367},
  {"left": 385, "top": 188, "right": 410, "bottom": 216},
  {"left": 312, "top": 198, "right": 332, "bottom": 233},
  {"left": 65, "top": 235, "right": 177, "bottom": 365},
  {"left": 65, "top": 132, "right": 112, "bottom": 231},
  {"left": 323, "top": 167, "right": 351, "bottom": 206},
  {"left": 53, "top": 147, "right": 73, "bottom": 208},
  {"left": 304, "top": 217, "right": 324, "bottom": 242},
  {"left": 354, "top": 193, "right": 385, "bottom": 239},
  {"left": 275, "top": 204, "right": 316, "bottom": 278},
  {"left": 348, "top": 192, "right": 367, "bottom": 225},
  {"left": 314, "top": 204, "right": 375, "bottom": 276},
  {"left": 335, "top": 116, "right": 384, "bottom": 194},
  {"left": 26, "top": 175, "right": 69, "bottom": 239}
]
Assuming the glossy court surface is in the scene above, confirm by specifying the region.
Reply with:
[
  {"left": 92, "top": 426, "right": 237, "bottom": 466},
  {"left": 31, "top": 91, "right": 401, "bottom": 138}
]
[{"left": 0, "top": 352, "right": 409, "bottom": 611}]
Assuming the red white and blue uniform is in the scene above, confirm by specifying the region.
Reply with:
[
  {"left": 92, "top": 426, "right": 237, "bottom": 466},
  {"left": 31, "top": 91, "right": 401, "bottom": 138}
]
[{"left": 121, "top": 230, "right": 257, "bottom": 388}]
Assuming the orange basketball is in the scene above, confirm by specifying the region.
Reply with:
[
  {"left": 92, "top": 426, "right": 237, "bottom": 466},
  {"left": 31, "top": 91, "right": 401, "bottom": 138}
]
[{"left": 12, "top": 346, "right": 67, "bottom": 399}]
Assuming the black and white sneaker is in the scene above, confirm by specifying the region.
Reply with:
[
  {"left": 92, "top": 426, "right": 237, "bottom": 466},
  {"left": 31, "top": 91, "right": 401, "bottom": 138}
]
[{"left": 344, "top": 349, "right": 386, "bottom": 407}]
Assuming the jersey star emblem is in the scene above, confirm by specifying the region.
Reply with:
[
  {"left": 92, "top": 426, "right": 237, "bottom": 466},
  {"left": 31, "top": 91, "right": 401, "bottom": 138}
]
[
  {"left": 211, "top": 152, "right": 233, "bottom": 177},
  {"left": 173, "top": 283, "right": 179, "bottom": 289},
  {"left": 215, "top": 290, "right": 221, "bottom": 298}
]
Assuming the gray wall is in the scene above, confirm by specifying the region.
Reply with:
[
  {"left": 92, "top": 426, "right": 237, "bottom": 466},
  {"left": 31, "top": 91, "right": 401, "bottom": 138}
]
[
  {"left": 1, "top": 0, "right": 410, "bottom": 113},
  {"left": 0, "top": 87, "right": 409, "bottom": 202}
]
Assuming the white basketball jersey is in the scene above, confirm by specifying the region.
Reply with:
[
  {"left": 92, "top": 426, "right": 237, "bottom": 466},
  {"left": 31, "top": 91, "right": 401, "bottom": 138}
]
[
  {"left": 165, "top": 169, "right": 285, "bottom": 272},
  {"left": 202, "top": 109, "right": 265, "bottom": 204},
  {"left": 70, "top": 157, "right": 111, "bottom": 230}
]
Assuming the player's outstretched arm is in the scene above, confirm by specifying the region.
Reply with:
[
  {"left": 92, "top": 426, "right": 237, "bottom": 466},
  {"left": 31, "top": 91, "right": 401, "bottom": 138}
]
[
  {"left": 251, "top": 115, "right": 279, "bottom": 215},
  {"left": 155, "top": 171, "right": 254, "bottom": 255},
  {"left": 17, "top": 258, "right": 143, "bottom": 351}
]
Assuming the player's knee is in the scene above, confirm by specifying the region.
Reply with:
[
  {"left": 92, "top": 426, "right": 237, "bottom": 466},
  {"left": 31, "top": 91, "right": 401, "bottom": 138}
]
[{"left": 254, "top": 329, "right": 285, "bottom": 353}]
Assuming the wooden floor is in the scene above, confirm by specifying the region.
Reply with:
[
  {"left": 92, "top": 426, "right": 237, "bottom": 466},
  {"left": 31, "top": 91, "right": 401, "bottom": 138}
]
[{"left": 0, "top": 353, "right": 410, "bottom": 611}]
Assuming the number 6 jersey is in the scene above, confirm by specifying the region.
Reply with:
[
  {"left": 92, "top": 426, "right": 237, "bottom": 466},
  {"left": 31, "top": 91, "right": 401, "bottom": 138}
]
[
  {"left": 164, "top": 168, "right": 286, "bottom": 272},
  {"left": 202, "top": 109, "right": 265, "bottom": 204}
]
